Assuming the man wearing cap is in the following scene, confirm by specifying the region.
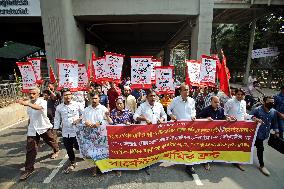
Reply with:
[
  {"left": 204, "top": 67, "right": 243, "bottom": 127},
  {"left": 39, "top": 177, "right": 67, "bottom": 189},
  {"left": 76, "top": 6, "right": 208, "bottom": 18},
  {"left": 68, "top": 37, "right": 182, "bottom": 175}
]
[{"left": 123, "top": 86, "right": 137, "bottom": 113}]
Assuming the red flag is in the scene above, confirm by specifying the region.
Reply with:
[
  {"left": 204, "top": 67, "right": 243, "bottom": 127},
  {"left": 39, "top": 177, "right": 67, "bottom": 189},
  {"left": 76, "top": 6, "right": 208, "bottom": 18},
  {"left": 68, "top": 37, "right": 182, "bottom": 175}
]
[
  {"left": 87, "top": 60, "right": 92, "bottom": 80},
  {"left": 49, "top": 65, "right": 57, "bottom": 84},
  {"left": 219, "top": 50, "right": 230, "bottom": 96},
  {"left": 92, "top": 51, "right": 96, "bottom": 60}
]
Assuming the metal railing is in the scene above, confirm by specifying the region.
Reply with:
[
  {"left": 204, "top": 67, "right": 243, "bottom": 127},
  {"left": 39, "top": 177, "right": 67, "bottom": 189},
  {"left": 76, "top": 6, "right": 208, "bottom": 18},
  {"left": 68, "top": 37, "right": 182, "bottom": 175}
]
[{"left": 0, "top": 82, "right": 27, "bottom": 108}]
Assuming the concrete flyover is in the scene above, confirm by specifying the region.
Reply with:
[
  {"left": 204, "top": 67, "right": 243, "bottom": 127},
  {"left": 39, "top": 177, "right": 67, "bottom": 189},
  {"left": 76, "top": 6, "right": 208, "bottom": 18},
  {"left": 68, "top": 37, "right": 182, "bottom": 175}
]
[{"left": 39, "top": 0, "right": 283, "bottom": 71}]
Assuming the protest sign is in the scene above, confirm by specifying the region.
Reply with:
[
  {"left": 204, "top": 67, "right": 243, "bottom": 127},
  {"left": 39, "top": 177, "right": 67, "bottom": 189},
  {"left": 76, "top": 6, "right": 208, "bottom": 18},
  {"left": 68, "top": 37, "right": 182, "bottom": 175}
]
[
  {"left": 199, "top": 55, "right": 217, "bottom": 87},
  {"left": 105, "top": 52, "right": 124, "bottom": 82},
  {"left": 16, "top": 62, "right": 37, "bottom": 92},
  {"left": 76, "top": 120, "right": 258, "bottom": 172},
  {"left": 151, "top": 59, "right": 162, "bottom": 84},
  {"left": 252, "top": 47, "right": 280, "bottom": 59},
  {"left": 57, "top": 58, "right": 78, "bottom": 91},
  {"left": 155, "top": 66, "right": 175, "bottom": 94},
  {"left": 92, "top": 57, "right": 107, "bottom": 82},
  {"left": 28, "top": 57, "right": 43, "bottom": 84},
  {"left": 130, "top": 56, "right": 153, "bottom": 89},
  {"left": 186, "top": 60, "right": 201, "bottom": 86},
  {"left": 78, "top": 64, "right": 88, "bottom": 91}
]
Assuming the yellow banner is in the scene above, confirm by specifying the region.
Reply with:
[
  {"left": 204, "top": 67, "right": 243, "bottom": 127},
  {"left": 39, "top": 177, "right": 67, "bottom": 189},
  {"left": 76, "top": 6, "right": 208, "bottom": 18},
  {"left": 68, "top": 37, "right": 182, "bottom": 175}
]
[{"left": 96, "top": 150, "right": 251, "bottom": 172}]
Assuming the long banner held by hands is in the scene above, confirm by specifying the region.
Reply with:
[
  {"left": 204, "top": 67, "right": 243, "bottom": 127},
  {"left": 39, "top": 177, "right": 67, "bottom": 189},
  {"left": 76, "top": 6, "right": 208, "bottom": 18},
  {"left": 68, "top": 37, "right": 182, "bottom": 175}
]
[
  {"left": 16, "top": 62, "right": 37, "bottom": 92},
  {"left": 130, "top": 56, "right": 153, "bottom": 89},
  {"left": 76, "top": 120, "right": 258, "bottom": 173},
  {"left": 57, "top": 58, "right": 78, "bottom": 91}
]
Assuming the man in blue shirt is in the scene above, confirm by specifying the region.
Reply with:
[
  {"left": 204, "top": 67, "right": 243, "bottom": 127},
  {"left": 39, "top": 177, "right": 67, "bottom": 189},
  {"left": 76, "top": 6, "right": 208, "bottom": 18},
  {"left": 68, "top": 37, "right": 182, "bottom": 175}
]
[
  {"left": 95, "top": 84, "right": 109, "bottom": 109},
  {"left": 250, "top": 96, "right": 279, "bottom": 176},
  {"left": 197, "top": 96, "right": 230, "bottom": 170},
  {"left": 198, "top": 96, "right": 228, "bottom": 121},
  {"left": 274, "top": 85, "right": 284, "bottom": 139}
]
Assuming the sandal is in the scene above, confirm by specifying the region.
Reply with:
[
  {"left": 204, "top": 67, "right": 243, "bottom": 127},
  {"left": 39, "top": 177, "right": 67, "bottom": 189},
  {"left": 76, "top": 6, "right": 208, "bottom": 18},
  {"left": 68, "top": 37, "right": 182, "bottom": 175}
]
[
  {"left": 64, "top": 163, "right": 76, "bottom": 174},
  {"left": 116, "top": 171, "right": 122, "bottom": 177},
  {"left": 204, "top": 163, "right": 211, "bottom": 171}
]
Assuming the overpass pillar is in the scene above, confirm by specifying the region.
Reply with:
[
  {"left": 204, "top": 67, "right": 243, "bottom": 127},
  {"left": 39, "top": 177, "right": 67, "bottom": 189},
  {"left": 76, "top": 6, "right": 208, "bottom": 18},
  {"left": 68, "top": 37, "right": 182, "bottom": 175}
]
[
  {"left": 190, "top": 0, "right": 213, "bottom": 60},
  {"left": 40, "top": 0, "right": 85, "bottom": 74}
]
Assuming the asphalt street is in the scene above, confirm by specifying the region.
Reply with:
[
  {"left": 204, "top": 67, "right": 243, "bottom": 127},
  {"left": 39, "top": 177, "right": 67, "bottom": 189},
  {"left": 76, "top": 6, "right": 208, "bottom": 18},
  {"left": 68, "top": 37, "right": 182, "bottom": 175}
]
[{"left": 0, "top": 121, "right": 284, "bottom": 189}]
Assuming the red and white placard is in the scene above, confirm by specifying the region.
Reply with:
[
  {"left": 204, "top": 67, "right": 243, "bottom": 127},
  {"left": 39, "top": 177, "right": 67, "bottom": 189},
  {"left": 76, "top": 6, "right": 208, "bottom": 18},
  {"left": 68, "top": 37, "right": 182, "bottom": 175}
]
[
  {"left": 16, "top": 62, "right": 37, "bottom": 92},
  {"left": 130, "top": 56, "right": 153, "bottom": 89},
  {"left": 78, "top": 64, "right": 88, "bottom": 91},
  {"left": 92, "top": 57, "right": 106, "bottom": 81},
  {"left": 57, "top": 59, "right": 78, "bottom": 91},
  {"left": 155, "top": 66, "right": 175, "bottom": 94},
  {"left": 28, "top": 57, "right": 43, "bottom": 84},
  {"left": 105, "top": 52, "right": 124, "bottom": 82},
  {"left": 151, "top": 59, "right": 162, "bottom": 84},
  {"left": 186, "top": 60, "right": 201, "bottom": 86},
  {"left": 199, "top": 55, "right": 217, "bottom": 87}
]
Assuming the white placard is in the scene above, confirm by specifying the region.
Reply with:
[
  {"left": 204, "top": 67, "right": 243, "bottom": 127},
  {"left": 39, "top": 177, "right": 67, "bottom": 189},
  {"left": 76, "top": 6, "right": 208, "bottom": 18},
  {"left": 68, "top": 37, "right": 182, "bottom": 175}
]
[
  {"left": 78, "top": 64, "right": 88, "bottom": 91},
  {"left": 155, "top": 66, "right": 175, "bottom": 94},
  {"left": 186, "top": 60, "right": 200, "bottom": 85},
  {"left": 199, "top": 55, "right": 216, "bottom": 86},
  {"left": 151, "top": 59, "right": 161, "bottom": 82},
  {"left": 130, "top": 56, "right": 152, "bottom": 88},
  {"left": 28, "top": 58, "right": 41, "bottom": 83},
  {"left": 93, "top": 57, "right": 106, "bottom": 81},
  {"left": 16, "top": 62, "right": 37, "bottom": 91},
  {"left": 57, "top": 59, "right": 78, "bottom": 91},
  {"left": 105, "top": 52, "right": 124, "bottom": 81},
  {"left": 252, "top": 47, "right": 280, "bottom": 59}
]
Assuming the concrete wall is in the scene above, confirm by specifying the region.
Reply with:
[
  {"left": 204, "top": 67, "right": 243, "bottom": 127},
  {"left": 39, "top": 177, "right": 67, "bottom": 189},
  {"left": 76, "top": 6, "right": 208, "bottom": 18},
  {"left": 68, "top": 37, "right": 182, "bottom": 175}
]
[
  {"left": 0, "top": 104, "right": 28, "bottom": 129},
  {"left": 72, "top": 0, "right": 199, "bottom": 16}
]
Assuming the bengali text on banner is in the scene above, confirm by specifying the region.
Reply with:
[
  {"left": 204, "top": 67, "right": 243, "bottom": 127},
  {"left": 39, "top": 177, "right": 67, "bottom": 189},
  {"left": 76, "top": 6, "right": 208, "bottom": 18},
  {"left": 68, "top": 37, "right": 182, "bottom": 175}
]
[{"left": 76, "top": 120, "right": 258, "bottom": 173}]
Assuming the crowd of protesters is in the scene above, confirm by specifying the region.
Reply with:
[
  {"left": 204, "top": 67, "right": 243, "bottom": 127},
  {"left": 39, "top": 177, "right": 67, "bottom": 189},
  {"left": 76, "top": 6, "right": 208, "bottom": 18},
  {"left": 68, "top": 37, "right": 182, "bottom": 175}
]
[{"left": 16, "top": 78, "right": 284, "bottom": 180}]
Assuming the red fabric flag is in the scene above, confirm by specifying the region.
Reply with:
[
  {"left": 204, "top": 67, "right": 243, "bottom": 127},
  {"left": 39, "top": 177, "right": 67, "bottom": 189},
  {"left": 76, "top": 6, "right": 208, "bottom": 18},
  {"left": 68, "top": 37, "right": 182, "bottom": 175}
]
[
  {"left": 219, "top": 50, "right": 230, "bottom": 96},
  {"left": 49, "top": 65, "right": 57, "bottom": 84},
  {"left": 92, "top": 51, "right": 96, "bottom": 60},
  {"left": 87, "top": 60, "right": 92, "bottom": 80}
]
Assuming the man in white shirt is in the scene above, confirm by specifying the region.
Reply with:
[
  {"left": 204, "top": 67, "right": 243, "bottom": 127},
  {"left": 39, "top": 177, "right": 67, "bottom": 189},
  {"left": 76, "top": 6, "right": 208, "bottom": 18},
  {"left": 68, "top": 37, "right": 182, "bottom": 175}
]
[
  {"left": 224, "top": 88, "right": 257, "bottom": 171},
  {"left": 17, "top": 87, "right": 59, "bottom": 180},
  {"left": 54, "top": 88, "right": 84, "bottom": 174},
  {"left": 82, "top": 92, "right": 113, "bottom": 175},
  {"left": 133, "top": 89, "right": 167, "bottom": 124},
  {"left": 167, "top": 83, "right": 197, "bottom": 176},
  {"left": 123, "top": 86, "right": 137, "bottom": 113}
]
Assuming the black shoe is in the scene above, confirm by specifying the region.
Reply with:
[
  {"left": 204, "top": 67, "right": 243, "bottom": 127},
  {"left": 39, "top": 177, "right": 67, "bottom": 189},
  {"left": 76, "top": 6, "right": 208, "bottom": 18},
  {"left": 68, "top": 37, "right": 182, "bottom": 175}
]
[
  {"left": 142, "top": 166, "right": 150, "bottom": 175},
  {"left": 185, "top": 165, "right": 195, "bottom": 175}
]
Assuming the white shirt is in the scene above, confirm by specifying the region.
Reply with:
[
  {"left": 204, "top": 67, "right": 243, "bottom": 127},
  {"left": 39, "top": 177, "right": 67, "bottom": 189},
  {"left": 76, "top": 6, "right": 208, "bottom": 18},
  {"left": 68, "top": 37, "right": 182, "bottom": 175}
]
[
  {"left": 82, "top": 104, "right": 110, "bottom": 136},
  {"left": 133, "top": 101, "right": 167, "bottom": 124},
  {"left": 54, "top": 101, "right": 84, "bottom": 138},
  {"left": 124, "top": 94, "right": 137, "bottom": 113},
  {"left": 224, "top": 97, "right": 252, "bottom": 121},
  {"left": 167, "top": 96, "right": 196, "bottom": 120},
  {"left": 27, "top": 98, "right": 53, "bottom": 136}
]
